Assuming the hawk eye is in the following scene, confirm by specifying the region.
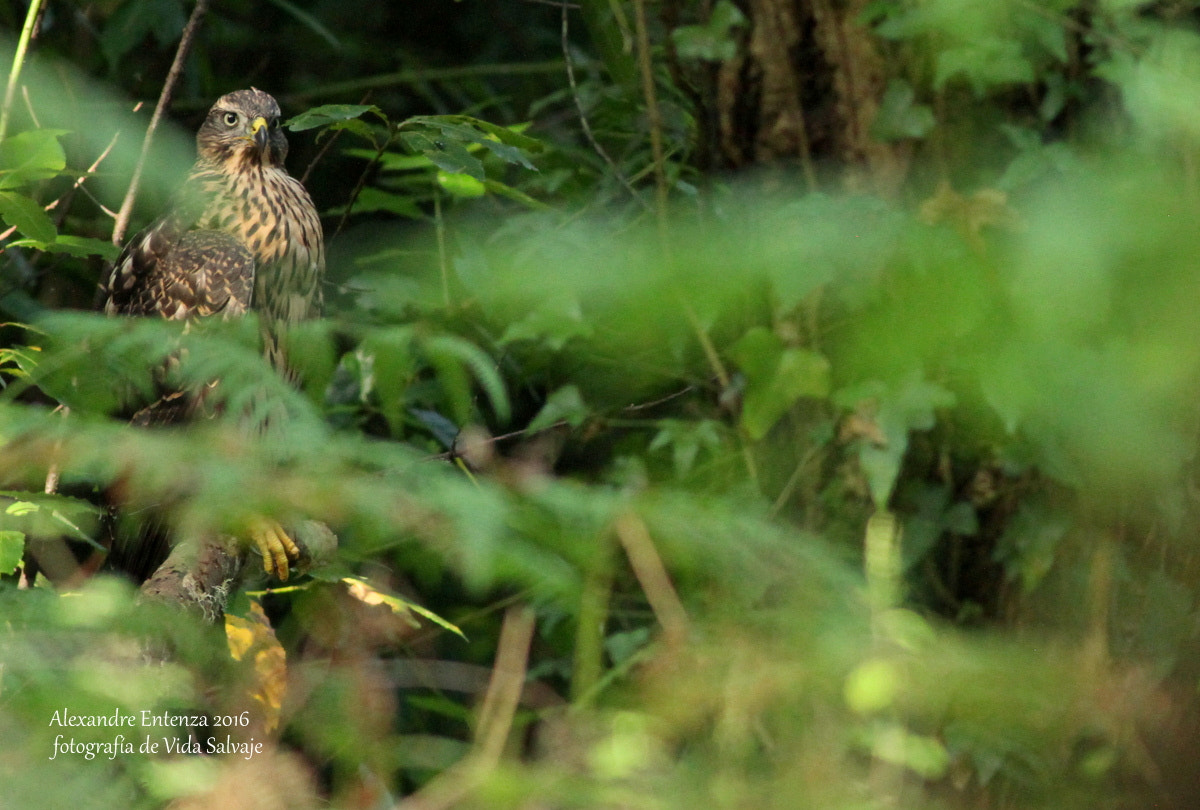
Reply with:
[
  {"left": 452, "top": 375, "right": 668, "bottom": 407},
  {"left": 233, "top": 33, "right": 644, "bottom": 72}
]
[{"left": 222, "top": 112, "right": 239, "bottom": 127}]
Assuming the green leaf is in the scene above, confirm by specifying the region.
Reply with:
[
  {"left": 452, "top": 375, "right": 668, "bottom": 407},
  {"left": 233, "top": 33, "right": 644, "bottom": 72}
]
[
  {"left": 346, "top": 147, "right": 433, "bottom": 172},
  {"left": 287, "top": 104, "right": 385, "bottom": 132},
  {"left": 0, "top": 530, "right": 23, "bottom": 575},
  {"left": 321, "top": 118, "right": 380, "bottom": 144},
  {"left": 871, "top": 79, "right": 935, "bottom": 141},
  {"left": 0, "top": 130, "right": 67, "bottom": 189},
  {"left": 845, "top": 657, "right": 900, "bottom": 714},
  {"left": 20, "top": 234, "right": 120, "bottom": 260},
  {"left": 421, "top": 334, "right": 510, "bottom": 423},
  {"left": 404, "top": 116, "right": 540, "bottom": 170},
  {"left": 499, "top": 297, "right": 593, "bottom": 350},
  {"left": 935, "top": 38, "right": 1035, "bottom": 94},
  {"left": 437, "top": 170, "right": 486, "bottom": 198},
  {"left": 483, "top": 178, "right": 550, "bottom": 210},
  {"left": 732, "top": 327, "right": 831, "bottom": 440},
  {"left": 649, "top": 419, "right": 725, "bottom": 477},
  {"left": 359, "top": 327, "right": 417, "bottom": 437},
  {"left": 401, "top": 130, "right": 485, "bottom": 181},
  {"left": 672, "top": 0, "right": 747, "bottom": 61},
  {"left": 528, "top": 385, "right": 589, "bottom": 433},
  {"left": 836, "top": 374, "right": 955, "bottom": 507},
  {"left": 731, "top": 327, "right": 781, "bottom": 381},
  {"left": 337, "top": 187, "right": 424, "bottom": 219},
  {"left": 407, "top": 115, "right": 544, "bottom": 155},
  {"left": 0, "top": 192, "right": 55, "bottom": 243}
]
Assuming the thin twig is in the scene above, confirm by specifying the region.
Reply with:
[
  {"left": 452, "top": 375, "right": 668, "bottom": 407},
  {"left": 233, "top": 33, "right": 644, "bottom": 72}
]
[
  {"left": 426, "top": 385, "right": 698, "bottom": 464},
  {"left": 299, "top": 92, "right": 373, "bottom": 187},
  {"left": 473, "top": 604, "right": 537, "bottom": 760},
  {"left": 615, "top": 511, "right": 689, "bottom": 650},
  {"left": 769, "top": 442, "right": 824, "bottom": 518},
  {"left": 395, "top": 604, "right": 536, "bottom": 810},
  {"left": 20, "top": 85, "right": 40, "bottom": 129},
  {"left": 562, "top": 4, "right": 646, "bottom": 207},
  {"left": 331, "top": 129, "right": 394, "bottom": 243},
  {"left": 631, "top": 0, "right": 669, "bottom": 232},
  {"left": 619, "top": 384, "right": 695, "bottom": 411},
  {"left": 111, "top": 0, "right": 211, "bottom": 247},
  {"left": 434, "top": 189, "right": 452, "bottom": 308},
  {"left": 629, "top": 0, "right": 735, "bottom": 420},
  {"left": 299, "top": 128, "right": 342, "bottom": 187},
  {"left": 43, "top": 405, "right": 68, "bottom": 495}
]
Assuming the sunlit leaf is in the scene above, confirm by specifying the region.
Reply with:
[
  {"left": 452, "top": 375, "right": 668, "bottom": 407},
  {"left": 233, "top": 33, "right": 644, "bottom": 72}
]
[
  {"left": 0, "top": 529, "right": 24, "bottom": 575},
  {"left": 437, "top": 170, "right": 486, "bottom": 198},
  {"left": 343, "top": 576, "right": 467, "bottom": 639}
]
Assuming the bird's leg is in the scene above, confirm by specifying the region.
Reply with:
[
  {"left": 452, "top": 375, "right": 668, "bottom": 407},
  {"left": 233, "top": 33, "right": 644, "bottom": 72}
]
[{"left": 246, "top": 516, "right": 301, "bottom": 581}]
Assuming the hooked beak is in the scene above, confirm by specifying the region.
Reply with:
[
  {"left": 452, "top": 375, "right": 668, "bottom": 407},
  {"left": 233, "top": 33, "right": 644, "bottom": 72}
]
[{"left": 248, "top": 116, "right": 269, "bottom": 152}]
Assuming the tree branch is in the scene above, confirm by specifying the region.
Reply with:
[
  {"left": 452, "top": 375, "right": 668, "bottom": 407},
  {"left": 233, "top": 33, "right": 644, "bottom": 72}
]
[{"left": 111, "top": 0, "right": 212, "bottom": 247}]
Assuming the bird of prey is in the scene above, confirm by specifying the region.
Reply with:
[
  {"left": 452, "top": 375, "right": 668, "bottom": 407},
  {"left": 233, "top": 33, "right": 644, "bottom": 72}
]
[{"left": 99, "top": 88, "right": 325, "bottom": 581}]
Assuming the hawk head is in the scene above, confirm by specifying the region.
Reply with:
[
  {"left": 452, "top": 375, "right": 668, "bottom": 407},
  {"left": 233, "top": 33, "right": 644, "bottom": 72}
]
[{"left": 196, "top": 88, "right": 288, "bottom": 170}]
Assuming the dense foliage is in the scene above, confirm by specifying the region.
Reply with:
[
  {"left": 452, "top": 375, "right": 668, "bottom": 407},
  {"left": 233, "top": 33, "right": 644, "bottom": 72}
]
[{"left": 3, "top": 1, "right": 1200, "bottom": 808}]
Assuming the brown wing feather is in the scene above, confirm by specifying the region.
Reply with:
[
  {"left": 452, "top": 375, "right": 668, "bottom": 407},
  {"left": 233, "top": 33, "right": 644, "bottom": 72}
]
[{"left": 102, "top": 227, "right": 254, "bottom": 319}]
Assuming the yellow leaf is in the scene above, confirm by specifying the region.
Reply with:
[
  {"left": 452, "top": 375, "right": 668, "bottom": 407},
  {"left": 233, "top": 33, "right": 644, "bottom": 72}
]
[
  {"left": 225, "top": 599, "right": 287, "bottom": 732},
  {"left": 342, "top": 576, "right": 467, "bottom": 640}
]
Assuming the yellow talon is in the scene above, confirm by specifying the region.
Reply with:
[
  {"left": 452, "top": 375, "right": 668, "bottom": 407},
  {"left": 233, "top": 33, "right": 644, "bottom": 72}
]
[{"left": 247, "top": 517, "right": 300, "bottom": 581}]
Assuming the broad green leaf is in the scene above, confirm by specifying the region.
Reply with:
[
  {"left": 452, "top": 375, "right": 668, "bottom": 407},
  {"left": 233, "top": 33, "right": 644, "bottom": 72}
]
[
  {"left": 359, "top": 327, "right": 417, "bottom": 437},
  {"left": 406, "top": 115, "right": 544, "bottom": 154},
  {"left": 528, "top": 385, "right": 589, "bottom": 433},
  {"left": 401, "top": 130, "right": 485, "bottom": 181},
  {"left": 19, "top": 234, "right": 120, "bottom": 260},
  {"left": 935, "top": 39, "right": 1035, "bottom": 94},
  {"left": 404, "top": 116, "right": 539, "bottom": 170},
  {"left": 0, "top": 191, "right": 55, "bottom": 243},
  {"left": 437, "top": 170, "right": 486, "bottom": 198},
  {"left": 338, "top": 187, "right": 424, "bottom": 219},
  {"left": 732, "top": 327, "right": 831, "bottom": 440},
  {"left": 649, "top": 419, "right": 725, "bottom": 477},
  {"left": 867, "top": 724, "right": 951, "bottom": 779},
  {"left": 346, "top": 147, "right": 434, "bottom": 172},
  {"left": 871, "top": 79, "right": 935, "bottom": 141},
  {"left": 730, "top": 327, "right": 781, "bottom": 381},
  {"left": 0, "top": 529, "right": 24, "bottom": 575},
  {"left": 838, "top": 374, "right": 955, "bottom": 507},
  {"left": 321, "top": 117, "right": 380, "bottom": 143},
  {"left": 287, "top": 104, "right": 385, "bottom": 132},
  {"left": 0, "top": 129, "right": 67, "bottom": 189},
  {"left": 499, "top": 297, "right": 593, "bottom": 350},
  {"left": 671, "top": 0, "right": 747, "bottom": 61}
]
